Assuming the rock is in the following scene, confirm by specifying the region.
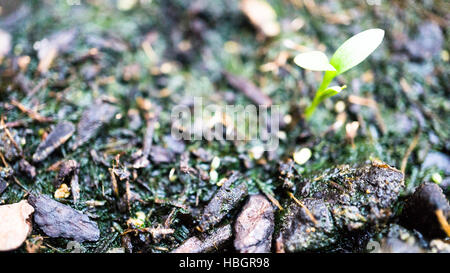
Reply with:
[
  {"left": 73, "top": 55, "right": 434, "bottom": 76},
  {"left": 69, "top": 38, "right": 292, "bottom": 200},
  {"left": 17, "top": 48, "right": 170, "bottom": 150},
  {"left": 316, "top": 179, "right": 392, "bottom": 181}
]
[
  {"left": 28, "top": 194, "right": 100, "bottom": 242},
  {"left": 163, "top": 135, "right": 186, "bottom": 154},
  {"left": 172, "top": 224, "right": 232, "bottom": 253},
  {"left": 377, "top": 223, "right": 450, "bottom": 253},
  {"left": 19, "top": 159, "right": 36, "bottom": 178},
  {"left": 422, "top": 152, "right": 450, "bottom": 175},
  {"left": 377, "top": 224, "right": 424, "bottom": 253},
  {"left": 199, "top": 172, "right": 248, "bottom": 231},
  {"left": 276, "top": 161, "right": 404, "bottom": 252},
  {"left": 0, "top": 200, "right": 34, "bottom": 251},
  {"left": 150, "top": 146, "right": 175, "bottom": 163},
  {"left": 429, "top": 239, "right": 450, "bottom": 253},
  {"left": 234, "top": 194, "right": 274, "bottom": 253},
  {"left": 440, "top": 177, "right": 450, "bottom": 193},
  {"left": 401, "top": 182, "right": 450, "bottom": 239},
  {"left": 405, "top": 22, "right": 443, "bottom": 61},
  {"left": 32, "top": 121, "right": 75, "bottom": 162}
]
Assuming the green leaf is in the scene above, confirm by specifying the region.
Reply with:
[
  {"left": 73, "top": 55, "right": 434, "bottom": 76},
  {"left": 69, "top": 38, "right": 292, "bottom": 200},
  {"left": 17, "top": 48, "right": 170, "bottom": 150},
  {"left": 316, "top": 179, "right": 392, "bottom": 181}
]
[
  {"left": 330, "top": 28, "right": 384, "bottom": 75},
  {"left": 293, "top": 51, "right": 336, "bottom": 72},
  {"left": 319, "top": 85, "right": 347, "bottom": 100}
]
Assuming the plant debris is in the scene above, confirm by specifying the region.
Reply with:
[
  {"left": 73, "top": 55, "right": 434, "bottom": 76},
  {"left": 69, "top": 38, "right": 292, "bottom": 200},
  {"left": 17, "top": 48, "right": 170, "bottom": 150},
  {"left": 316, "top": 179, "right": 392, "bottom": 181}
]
[
  {"left": 19, "top": 158, "right": 36, "bottom": 178},
  {"left": 172, "top": 224, "right": 232, "bottom": 253},
  {"left": 28, "top": 194, "right": 100, "bottom": 242},
  {"left": 199, "top": 172, "right": 248, "bottom": 232},
  {"left": 71, "top": 102, "right": 118, "bottom": 150},
  {"left": 223, "top": 72, "right": 272, "bottom": 107},
  {"left": 32, "top": 121, "right": 75, "bottom": 162},
  {"left": 0, "top": 200, "right": 34, "bottom": 251}
]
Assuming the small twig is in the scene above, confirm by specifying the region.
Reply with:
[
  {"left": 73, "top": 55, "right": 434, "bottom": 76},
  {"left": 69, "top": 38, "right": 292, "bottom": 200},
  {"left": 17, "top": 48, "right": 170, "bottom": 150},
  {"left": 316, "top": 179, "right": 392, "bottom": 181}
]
[
  {"left": 108, "top": 168, "right": 119, "bottom": 198},
  {"left": 255, "top": 179, "right": 283, "bottom": 210},
  {"left": 287, "top": 191, "right": 318, "bottom": 226},
  {"left": 264, "top": 191, "right": 284, "bottom": 211},
  {"left": 10, "top": 99, "right": 53, "bottom": 123},
  {"left": 400, "top": 130, "right": 421, "bottom": 174},
  {"left": 0, "top": 116, "right": 23, "bottom": 156},
  {"left": 28, "top": 78, "right": 48, "bottom": 97},
  {"left": 13, "top": 176, "right": 29, "bottom": 193},
  {"left": 164, "top": 208, "right": 176, "bottom": 229},
  {"left": 435, "top": 209, "right": 450, "bottom": 237},
  {"left": 3, "top": 120, "right": 28, "bottom": 128},
  {"left": 0, "top": 151, "right": 9, "bottom": 167}
]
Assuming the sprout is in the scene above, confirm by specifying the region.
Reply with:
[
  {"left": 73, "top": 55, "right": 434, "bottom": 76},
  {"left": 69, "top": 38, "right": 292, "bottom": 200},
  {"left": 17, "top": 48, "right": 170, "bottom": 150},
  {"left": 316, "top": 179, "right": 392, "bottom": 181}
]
[{"left": 294, "top": 28, "right": 385, "bottom": 119}]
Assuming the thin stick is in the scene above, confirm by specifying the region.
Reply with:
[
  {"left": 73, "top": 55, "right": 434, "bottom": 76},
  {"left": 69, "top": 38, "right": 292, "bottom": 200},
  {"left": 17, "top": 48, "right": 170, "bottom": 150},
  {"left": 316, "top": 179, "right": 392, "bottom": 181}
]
[
  {"left": 400, "top": 131, "right": 421, "bottom": 174},
  {"left": 435, "top": 209, "right": 450, "bottom": 237},
  {"left": 264, "top": 191, "right": 284, "bottom": 211},
  {"left": 10, "top": 99, "right": 53, "bottom": 123},
  {"left": 0, "top": 116, "right": 23, "bottom": 156},
  {"left": 287, "top": 191, "right": 318, "bottom": 226}
]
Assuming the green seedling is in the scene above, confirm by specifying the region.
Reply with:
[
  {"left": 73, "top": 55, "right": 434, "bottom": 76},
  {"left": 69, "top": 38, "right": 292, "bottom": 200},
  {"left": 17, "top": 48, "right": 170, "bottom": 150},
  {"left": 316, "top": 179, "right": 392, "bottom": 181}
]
[{"left": 294, "top": 28, "right": 385, "bottom": 119}]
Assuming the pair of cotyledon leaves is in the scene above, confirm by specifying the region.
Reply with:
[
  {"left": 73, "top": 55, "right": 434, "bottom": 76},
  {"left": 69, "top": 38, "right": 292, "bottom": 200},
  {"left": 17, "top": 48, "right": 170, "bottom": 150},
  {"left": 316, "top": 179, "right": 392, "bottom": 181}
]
[{"left": 294, "top": 28, "right": 385, "bottom": 93}]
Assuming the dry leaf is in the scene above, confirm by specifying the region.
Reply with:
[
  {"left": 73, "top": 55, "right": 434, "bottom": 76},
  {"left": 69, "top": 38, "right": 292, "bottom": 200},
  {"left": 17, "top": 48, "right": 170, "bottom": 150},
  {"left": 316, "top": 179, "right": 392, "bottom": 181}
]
[{"left": 0, "top": 200, "right": 34, "bottom": 251}]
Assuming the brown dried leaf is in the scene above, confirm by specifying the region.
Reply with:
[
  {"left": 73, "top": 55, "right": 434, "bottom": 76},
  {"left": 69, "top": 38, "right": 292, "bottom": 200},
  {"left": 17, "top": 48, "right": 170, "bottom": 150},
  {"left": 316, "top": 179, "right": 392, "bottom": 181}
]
[{"left": 0, "top": 200, "right": 34, "bottom": 251}]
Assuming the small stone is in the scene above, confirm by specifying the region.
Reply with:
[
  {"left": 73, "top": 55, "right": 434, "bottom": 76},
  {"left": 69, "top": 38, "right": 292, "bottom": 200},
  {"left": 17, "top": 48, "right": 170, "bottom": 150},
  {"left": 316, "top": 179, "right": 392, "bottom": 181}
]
[
  {"left": 150, "top": 146, "right": 175, "bottom": 163},
  {"left": 422, "top": 152, "right": 450, "bottom": 175},
  {"left": 234, "top": 195, "right": 274, "bottom": 253}
]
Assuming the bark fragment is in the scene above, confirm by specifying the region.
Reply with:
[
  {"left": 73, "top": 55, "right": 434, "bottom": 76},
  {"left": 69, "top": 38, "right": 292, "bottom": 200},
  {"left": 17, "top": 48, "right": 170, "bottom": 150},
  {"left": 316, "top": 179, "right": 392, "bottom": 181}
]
[
  {"left": 71, "top": 102, "right": 118, "bottom": 150},
  {"left": 223, "top": 72, "right": 272, "bottom": 107},
  {"left": 32, "top": 121, "right": 75, "bottom": 162},
  {"left": 28, "top": 194, "right": 100, "bottom": 242},
  {"left": 199, "top": 172, "right": 248, "bottom": 231},
  {"left": 172, "top": 224, "right": 232, "bottom": 253}
]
